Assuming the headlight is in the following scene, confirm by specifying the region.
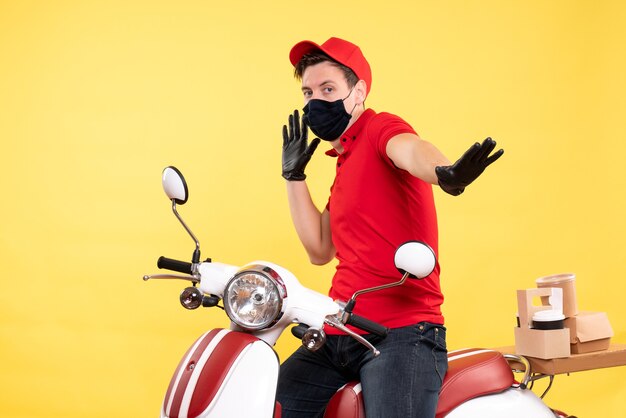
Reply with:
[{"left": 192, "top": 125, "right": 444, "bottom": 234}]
[{"left": 223, "top": 264, "right": 286, "bottom": 331}]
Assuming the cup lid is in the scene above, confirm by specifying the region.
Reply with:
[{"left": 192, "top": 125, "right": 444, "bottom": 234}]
[
  {"left": 536, "top": 273, "right": 576, "bottom": 286},
  {"left": 532, "top": 309, "right": 565, "bottom": 322}
]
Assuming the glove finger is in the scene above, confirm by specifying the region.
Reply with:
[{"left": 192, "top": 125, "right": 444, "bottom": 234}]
[
  {"left": 288, "top": 114, "right": 294, "bottom": 141},
  {"left": 301, "top": 113, "right": 308, "bottom": 141},
  {"left": 306, "top": 137, "right": 321, "bottom": 156},
  {"left": 484, "top": 148, "right": 504, "bottom": 167},
  {"left": 293, "top": 110, "right": 301, "bottom": 140},
  {"left": 282, "top": 125, "right": 289, "bottom": 147},
  {"left": 474, "top": 137, "right": 496, "bottom": 163},
  {"left": 457, "top": 142, "right": 481, "bottom": 167}
]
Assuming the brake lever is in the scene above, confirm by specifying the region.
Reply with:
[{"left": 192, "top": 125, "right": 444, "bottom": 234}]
[
  {"left": 324, "top": 316, "right": 380, "bottom": 357},
  {"left": 143, "top": 273, "right": 200, "bottom": 284}
]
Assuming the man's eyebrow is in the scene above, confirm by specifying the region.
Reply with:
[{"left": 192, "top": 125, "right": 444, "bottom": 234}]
[{"left": 301, "top": 80, "right": 336, "bottom": 91}]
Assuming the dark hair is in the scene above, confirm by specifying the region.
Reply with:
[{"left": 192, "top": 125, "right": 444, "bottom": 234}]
[{"left": 294, "top": 52, "right": 359, "bottom": 88}]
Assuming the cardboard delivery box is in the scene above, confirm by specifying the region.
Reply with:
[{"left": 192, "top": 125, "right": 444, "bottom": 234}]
[
  {"left": 514, "top": 326, "right": 571, "bottom": 359},
  {"left": 565, "top": 311, "right": 614, "bottom": 354},
  {"left": 514, "top": 288, "right": 570, "bottom": 359}
]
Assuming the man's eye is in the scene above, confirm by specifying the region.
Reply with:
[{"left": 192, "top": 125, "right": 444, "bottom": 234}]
[
  {"left": 303, "top": 91, "right": 312, "bottom": 97},
  {"left": 324, "top": 87, "right": 333, "bottom": 93}
]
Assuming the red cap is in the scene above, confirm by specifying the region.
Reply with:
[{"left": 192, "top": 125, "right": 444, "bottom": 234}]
[{"left": 289, "top": 37, "right": 372, "bottom": 95}]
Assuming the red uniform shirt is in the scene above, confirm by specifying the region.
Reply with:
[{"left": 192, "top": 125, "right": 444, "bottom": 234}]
[{"left": 324, "top": 108, "right": 444, "bottom": 333}]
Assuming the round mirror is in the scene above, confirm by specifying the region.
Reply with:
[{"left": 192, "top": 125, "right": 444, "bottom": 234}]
[
  {"left": 162, "top": 166, "right": 188, "bottom": 204},
  {"left": 394, "top": 241, "right": 436, "bottom": 279}
]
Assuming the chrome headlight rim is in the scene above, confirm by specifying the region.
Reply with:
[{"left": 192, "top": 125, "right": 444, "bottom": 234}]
[{"left": 223, "top": 264, "right": 287, "bottom": 331}]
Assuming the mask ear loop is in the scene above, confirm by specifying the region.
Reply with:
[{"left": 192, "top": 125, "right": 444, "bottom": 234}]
[
  {"left": 349, "top": 102, "right": 359, "bottom": 116},
  {"left": 342, "top": 86, "right": 360, "bottom": 116},
  {"left": 342, "top": 86, "right": 355, "bottom": 101}
]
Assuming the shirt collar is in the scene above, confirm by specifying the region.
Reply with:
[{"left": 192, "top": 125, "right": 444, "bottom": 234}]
[{"left": 324, "top": 108, "right": 376, "bottom": 157}]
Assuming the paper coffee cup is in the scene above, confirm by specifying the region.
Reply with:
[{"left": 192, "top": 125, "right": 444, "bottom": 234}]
[
  {"left": 532, "top": 309, "right": 565, "bottom": 330},
  {"left": 536, "top": 273, "right": 578, "bottom": 317}
]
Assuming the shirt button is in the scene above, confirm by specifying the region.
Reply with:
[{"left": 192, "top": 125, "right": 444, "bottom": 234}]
[
  {"left": 352, "top": 136, "right": 356, "bottom": 140},
  {"left": 342, "top": 138, "right": 347, "bottom": 142}
]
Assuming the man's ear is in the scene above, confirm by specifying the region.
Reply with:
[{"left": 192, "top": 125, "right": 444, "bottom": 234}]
[{"left": 355, "top": 79, "right": 368, "bottom": 104}]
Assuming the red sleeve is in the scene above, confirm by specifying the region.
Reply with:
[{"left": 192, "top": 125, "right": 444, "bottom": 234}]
[{"left": 366, "top": 112, "right": 417, "bottom": 163}]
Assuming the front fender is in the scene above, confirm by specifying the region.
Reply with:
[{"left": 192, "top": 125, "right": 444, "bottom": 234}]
[{"left": 161, "top": 328, "right": 279, "bottom": 418}]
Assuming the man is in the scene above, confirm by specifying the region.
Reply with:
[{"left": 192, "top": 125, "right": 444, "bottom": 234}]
[{"left": 278, "top": 37, "right": 503, "bottom": 418}]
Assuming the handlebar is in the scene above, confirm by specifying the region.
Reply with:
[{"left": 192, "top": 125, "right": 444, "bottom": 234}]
[
  {"left": 157, "top": 256, "right": 193, "bottom": 274},
  {"left": 346, "top": 313, "right": 389, "bottom": 338}
]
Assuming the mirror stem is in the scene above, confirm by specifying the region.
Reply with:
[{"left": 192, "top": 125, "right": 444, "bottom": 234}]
[
  {"left": 345, "top": 272, "right": 410, "bottom": 313},
  {"left": 171, "top": 200, "right": 201, "bottom": 263}
]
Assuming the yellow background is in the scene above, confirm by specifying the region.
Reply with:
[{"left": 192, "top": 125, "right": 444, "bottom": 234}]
[{"left": 1, "top": 0, "right": 624, "bottom": 416}]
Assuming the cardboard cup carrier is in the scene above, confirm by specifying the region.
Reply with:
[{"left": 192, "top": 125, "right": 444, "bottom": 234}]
[
  {"left": 536, "top": 273, "right": 578, "bottom": 317},
  {"left": 514, "top": 287, "right": 571, "bottom": 359}
]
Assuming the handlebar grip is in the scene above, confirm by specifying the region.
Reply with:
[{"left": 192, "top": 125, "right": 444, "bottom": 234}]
[
  {"left": 157, "top": 256, "right": 193, "bottom": 274},
  {"left": 346, "top": 314, "right": 389, "bottom": 338},
  {"left": 291, "top": 323, "right": 309, "bottom": 339}
]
